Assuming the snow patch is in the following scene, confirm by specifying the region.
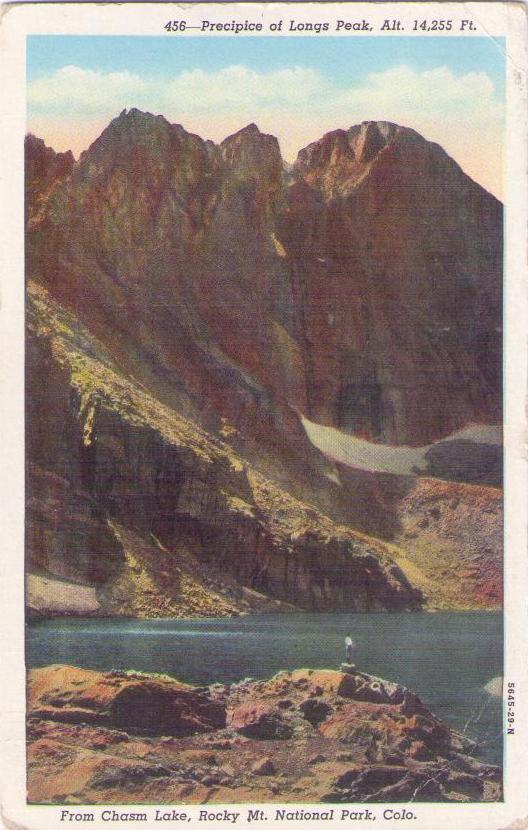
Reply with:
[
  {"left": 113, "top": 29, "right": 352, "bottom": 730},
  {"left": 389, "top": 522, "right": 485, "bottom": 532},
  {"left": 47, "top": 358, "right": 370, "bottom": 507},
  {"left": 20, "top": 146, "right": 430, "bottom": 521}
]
[
  {"left": 271, "top": 232, "right": 287, "bottom": 258},
  {"left": 324, "top": 467, "right": 342, "bottom": 486},
  {"left": 27, "top": 573, "right": 100, "bottom": 615},
  {"left": 301, "top": 416, "right": 502, "bottom": 476},
  {"left": 484, "top": 676, "right": 503, "bottom": 697}
]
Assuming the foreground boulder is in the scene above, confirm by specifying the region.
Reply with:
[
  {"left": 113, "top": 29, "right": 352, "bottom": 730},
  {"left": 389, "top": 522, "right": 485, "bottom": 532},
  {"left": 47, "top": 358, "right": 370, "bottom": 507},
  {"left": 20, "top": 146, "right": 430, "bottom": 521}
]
[
  {"left": 27, "top": 665, "right": 501, "bottom": 804},
  {"left": 28, "top": 665, "right": 226, "bottom": 735}
]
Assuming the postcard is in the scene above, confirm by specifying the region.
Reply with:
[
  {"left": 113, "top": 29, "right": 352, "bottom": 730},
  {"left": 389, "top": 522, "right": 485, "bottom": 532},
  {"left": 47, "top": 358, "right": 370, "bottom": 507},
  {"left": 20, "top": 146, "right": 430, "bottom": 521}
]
[{"left": 0, "top": 2, "right": 527, "bottom": 830}]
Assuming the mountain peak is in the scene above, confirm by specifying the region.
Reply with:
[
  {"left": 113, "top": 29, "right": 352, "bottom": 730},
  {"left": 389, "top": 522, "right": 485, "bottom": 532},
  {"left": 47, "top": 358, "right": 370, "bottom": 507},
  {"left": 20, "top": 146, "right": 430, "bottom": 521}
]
[
  {"left": 350, "top": 120, "right": 400, "bottom": 161},
  {"left": 26, "top": 108, "right": 502, "bottom": 459},
  {"left": 293, "top": 121, "right": 434, "bottom": 196},
  {"left": 77, "top": 108, "right": 213, "bottom": 179},
  {"left": 221, "top": 123, "right": 282, "bottom": 187},
  {"left": 116, "top": 107, "right": 166, "bottom": 123},
  {"left": 25, "top": 133, "right": 75, "bottom": 165},
  {"left": 106, "top": 107, "right": 173, "bottom": 137},
  {"left": 220, "top": 122, "right": 273, "bottom": 147},
  {"left": 295, "top": 120, "right": 401, "bottom": 175},
  {"left": 25, "top": 134, "right": 75, "bottom": 219}
]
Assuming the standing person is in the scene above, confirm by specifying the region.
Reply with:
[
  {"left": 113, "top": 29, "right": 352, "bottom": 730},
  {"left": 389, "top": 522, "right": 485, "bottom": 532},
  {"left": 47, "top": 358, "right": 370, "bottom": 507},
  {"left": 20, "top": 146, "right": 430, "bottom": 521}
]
[{"left": 345, "top": 635, "right": 354, "bottom": 664}]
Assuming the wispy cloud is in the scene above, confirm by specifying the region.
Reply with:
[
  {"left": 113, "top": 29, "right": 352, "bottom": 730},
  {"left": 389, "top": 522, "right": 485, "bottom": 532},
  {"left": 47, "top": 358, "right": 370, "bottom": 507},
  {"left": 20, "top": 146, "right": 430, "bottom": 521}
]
[
  {"left": 27, "top": 63, "right": 324, "bottom": 115},
  {"left": 165, "top": 65, "right": 326, "bottom": 109},
  {"left": 334, "top": 64, "right": 501, "bottom": 122},
  {"left": 28, "top": 65, "right": 148, "bottom": 114}
]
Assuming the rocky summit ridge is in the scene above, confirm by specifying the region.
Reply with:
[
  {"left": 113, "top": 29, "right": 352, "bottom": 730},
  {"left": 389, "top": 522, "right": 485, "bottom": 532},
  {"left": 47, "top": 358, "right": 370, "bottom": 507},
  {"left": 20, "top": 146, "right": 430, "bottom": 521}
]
[{"left": 25, "top": 112, "right": 503, "bottom": 616}]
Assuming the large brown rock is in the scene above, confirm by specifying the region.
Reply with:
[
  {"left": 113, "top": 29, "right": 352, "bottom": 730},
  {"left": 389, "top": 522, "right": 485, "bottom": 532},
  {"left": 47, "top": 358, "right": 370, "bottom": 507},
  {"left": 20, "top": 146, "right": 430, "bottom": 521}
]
[
  {"left": 228, "top": 702, "right": 294, "bottom": 740},
  {"left": 28, "top": 665, "right": 226, "bottom": 736}
]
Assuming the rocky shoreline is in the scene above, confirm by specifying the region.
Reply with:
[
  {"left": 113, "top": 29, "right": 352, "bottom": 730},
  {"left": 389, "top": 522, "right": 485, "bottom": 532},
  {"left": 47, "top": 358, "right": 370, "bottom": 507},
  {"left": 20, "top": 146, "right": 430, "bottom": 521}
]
[{"left": 27, "top": 664, "right": 501, "bottom": 804}]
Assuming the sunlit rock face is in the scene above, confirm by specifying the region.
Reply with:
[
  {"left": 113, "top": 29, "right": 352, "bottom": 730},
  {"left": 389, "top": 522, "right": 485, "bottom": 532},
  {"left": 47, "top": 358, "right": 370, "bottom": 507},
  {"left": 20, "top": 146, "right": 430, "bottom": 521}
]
[
  {"left": 25, "top": 282, "right": 424, "bottom": 616},
  {"left": 25, "top": 113, "right": 503, "bottom": 614}
]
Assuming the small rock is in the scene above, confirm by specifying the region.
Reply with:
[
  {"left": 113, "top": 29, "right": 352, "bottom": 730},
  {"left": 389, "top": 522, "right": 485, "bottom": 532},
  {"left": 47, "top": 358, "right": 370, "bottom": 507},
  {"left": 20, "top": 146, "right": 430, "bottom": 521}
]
[
  {"left": 408, "top": 740, "right": 434, "bottom": 761},
  {"left": 299, "top": 698, "right": 333, "bottom": 725},
  {"left": 446, "top": 772, "right": 484, "bottom": 798},
  {"left": 251, "top": 758, "right": 276, "bottom": 776},
  {"left": 201, "top": 775, "right": 221, "bottom": 786},
  {"left": 384, "top": 752, "right": 405, "bottom": 765},
  {"left": 308, "top": 753, "right": 326, "bottom": 765}
]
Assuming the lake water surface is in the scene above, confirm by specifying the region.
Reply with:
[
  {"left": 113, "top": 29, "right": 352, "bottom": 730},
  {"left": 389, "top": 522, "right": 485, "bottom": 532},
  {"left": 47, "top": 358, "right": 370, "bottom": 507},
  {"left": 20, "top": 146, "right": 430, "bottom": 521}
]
[{"left": 26, "top": 611, "right": 503, "bottom": 765}]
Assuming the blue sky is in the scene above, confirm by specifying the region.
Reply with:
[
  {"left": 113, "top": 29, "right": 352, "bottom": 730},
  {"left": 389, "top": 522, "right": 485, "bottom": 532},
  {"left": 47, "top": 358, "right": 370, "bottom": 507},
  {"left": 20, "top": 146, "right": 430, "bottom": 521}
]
[
  {"left": 27, "top": 35, "right": 505, "bottom": 197},
  {"left": 27, "top": 35, "right": 506, "bottom": 89}
]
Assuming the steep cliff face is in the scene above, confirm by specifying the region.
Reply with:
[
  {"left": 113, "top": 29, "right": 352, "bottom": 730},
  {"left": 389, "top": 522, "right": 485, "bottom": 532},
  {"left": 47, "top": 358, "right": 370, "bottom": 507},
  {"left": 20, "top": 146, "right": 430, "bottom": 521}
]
[
  {"left": 25, "top": 114, "right": 503, "bottom": 614},
  {"left": 26, "top": 283, "right": 422, "bottom": 615},
  {"left": 285, "top": 121, "right": 502, "bottom": 443},
  {"left": 27, "top": 111, "right": 502, "bottom": 451}
]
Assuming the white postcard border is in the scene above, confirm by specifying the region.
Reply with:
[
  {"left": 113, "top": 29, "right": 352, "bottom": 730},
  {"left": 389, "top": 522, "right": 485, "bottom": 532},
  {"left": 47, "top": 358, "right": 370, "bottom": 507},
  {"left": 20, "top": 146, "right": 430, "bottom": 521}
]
[{"left": 1, "top": 4, "right": 527, "bottom": 829}]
